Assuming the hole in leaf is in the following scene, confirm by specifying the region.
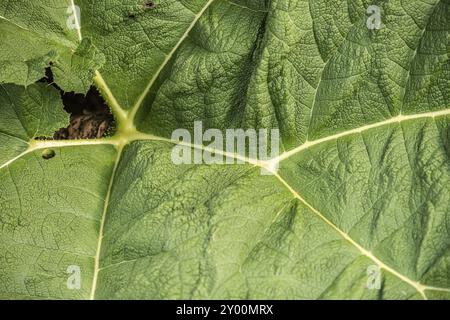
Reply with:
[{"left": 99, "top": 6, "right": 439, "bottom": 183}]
[
  {"left": 54, "top": 87, "right": 115, "bottom": 140},
  {"left": 37, "top": 68, "right": 115, "bottom": 141}
]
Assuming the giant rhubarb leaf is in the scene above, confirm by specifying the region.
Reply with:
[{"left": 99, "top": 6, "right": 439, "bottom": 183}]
[{"left": 0, "top": 0, "right": 450, "bottom": 299}]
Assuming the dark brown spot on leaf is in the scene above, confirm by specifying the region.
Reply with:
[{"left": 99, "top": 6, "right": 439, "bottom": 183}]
[{"left": 144, "top": 1, "right": 156, "bottom": 9}]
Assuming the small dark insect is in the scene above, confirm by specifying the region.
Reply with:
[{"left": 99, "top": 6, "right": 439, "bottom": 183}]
[
  {"left": 42, "top": 149, "right": 56, "bottom": 160},
  {"left": 128, "top": 14, "right": 136, "bottom": 19}
]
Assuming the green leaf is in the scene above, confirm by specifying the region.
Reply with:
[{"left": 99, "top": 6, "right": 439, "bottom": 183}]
[
  {"left": 0, "top": 1, "right": 104, "bottom": 93},
  {"left": 1, "top": 0, "right": 450, "bottom": 300},
  {"left": 0, "top": 83, "right": 69, "bottom": 167}
]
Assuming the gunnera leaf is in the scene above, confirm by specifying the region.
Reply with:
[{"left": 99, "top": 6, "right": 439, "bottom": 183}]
[
  {"left": 0, "top": 1, "right": 104, "bottom": 93},
  {"left": 0, "top": 0, "right": 450, "bottom": 300}
]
